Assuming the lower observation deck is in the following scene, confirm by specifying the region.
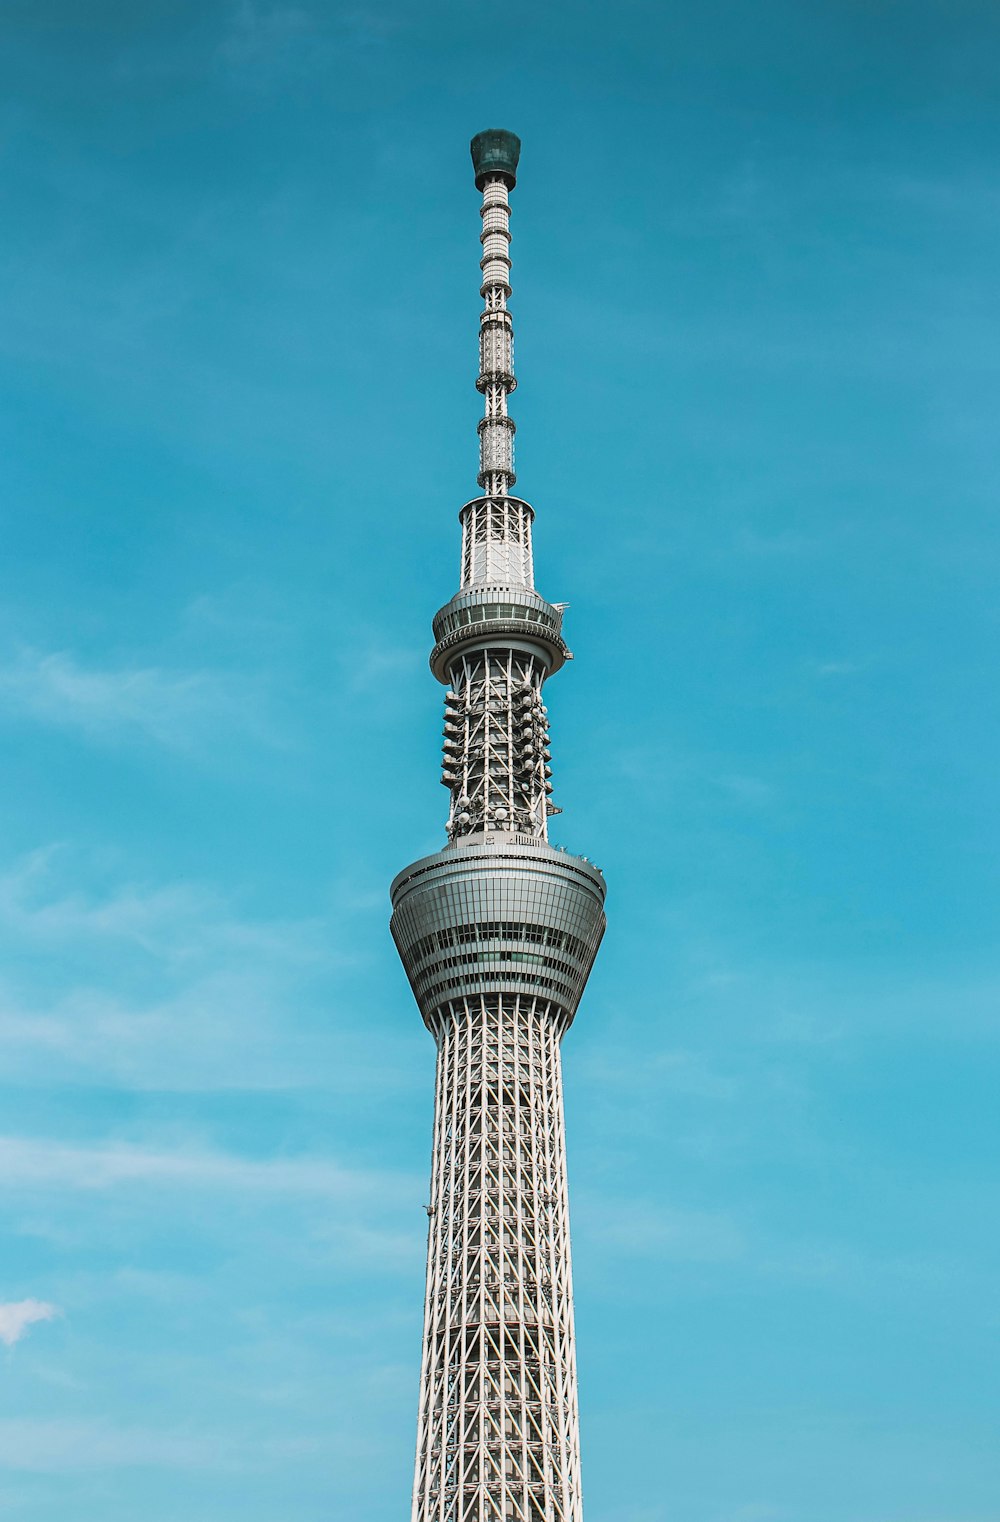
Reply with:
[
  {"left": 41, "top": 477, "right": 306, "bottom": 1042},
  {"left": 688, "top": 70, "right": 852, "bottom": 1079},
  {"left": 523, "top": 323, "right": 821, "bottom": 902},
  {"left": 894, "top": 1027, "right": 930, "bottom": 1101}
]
[{"left": 390, "top": 834, "right": 606, "bottom": 1030}]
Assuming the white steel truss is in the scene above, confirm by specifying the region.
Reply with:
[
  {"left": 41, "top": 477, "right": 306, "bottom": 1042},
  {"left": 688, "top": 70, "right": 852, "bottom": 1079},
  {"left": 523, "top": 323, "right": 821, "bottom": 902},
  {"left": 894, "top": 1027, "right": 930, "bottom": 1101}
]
[
  {"left": 412, "top": 993, "right": 582, "bottom": 1522},
  {"left": 442, "top": 652, "right": 554, "bottom": 842},
  {"left": 460, "top": 497, "right": 534, "bottom": 590}
]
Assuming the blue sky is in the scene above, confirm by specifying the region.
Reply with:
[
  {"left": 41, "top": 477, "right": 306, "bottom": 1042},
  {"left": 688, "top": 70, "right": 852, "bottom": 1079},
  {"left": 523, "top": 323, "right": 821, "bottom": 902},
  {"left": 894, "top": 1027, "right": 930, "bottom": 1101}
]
[{"left": 1, "top": 1, "right": 998, "bottom": 1518}]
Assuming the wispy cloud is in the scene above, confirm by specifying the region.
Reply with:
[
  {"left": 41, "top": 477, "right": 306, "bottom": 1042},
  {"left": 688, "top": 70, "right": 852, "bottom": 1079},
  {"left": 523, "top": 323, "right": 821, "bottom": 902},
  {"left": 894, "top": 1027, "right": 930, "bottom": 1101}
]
[
  {"left": 575, "top": 1188, "right": 983, "bottom": 1304},
  {"left": 0, "top": 1299, "right": 59, "bottom": 1348},
  {"left": 0, "top": 1135, "right": 413, "bottom": 1201},
  {"left": 0, "top": 847, "right": 416, "bottom": 1093},
  {"left": 0, "top": 847, "right": 324, "bottom": 965},
  {"left": 716, "top": 772, "right": 776, "bottom": 805},
  {"left": 0, "top": 1135, "right": 423, "bottom": 1274},
  {"left": 813, "top": 658, "right": 860, "bottom": 677},
  {"left": 0, "top": 971, "right": 423, "bottom": 1095},
  {"left": 0, "top": 646, "right": 282, "bottom": 754},
  {"left": 735, "top": 526, "right": 821, "bottom": 558},
  {"left": 342, "top": 634, "right": 422, "bottom": 691},
  {"left": 0, "top": 1417, "right": 323, "bottom": 1473},
  {"left": 577, "top": 1196, "right": 746, "bottom": 1263},
  {"left": 577, "top": 1045, "right": 739, "bottom": 1102},
  {"left": 217, "top": 0, "right": 397, "bottom": 84},
  {"left": 709, "top": 1507, "right": 787, "bottom": 1522},
  {"left": 219, "top": 0, "right": 316, "bottom": 68}
]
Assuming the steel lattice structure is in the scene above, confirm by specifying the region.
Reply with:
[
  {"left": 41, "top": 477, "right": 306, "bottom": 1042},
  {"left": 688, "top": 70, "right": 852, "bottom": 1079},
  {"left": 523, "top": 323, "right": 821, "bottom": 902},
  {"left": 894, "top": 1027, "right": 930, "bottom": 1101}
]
[{"left": 391, "top": 131, "right": 606, "bottom": 1522}]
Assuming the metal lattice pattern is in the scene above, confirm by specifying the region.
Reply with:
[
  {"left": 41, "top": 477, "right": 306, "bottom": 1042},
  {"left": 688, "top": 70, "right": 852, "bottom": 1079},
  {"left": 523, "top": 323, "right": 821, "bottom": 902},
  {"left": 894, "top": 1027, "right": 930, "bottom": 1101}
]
[
  {"left": 459, "top": 498, "right": 534, "bottom": 589},
  {"left": 412, "top": 993, "right": 582, "bottom": 1522},
  {"left": 442, "top": 650, "right": 554, "bottom": 841}
]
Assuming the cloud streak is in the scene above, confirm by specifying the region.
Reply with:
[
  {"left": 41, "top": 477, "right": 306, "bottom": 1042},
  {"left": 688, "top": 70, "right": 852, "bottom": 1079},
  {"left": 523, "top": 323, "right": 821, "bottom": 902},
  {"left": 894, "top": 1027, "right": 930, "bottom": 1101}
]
[
  {"left": 0, "top": 1134, "right": 414, "bottom": 1202},
  {"left": 0, "top": 646, "right": 282, "bottom": 755},
  {"left": 0, "top": 846, "right": 416, "bottom": 1093},
  {"left": 576, "top": 1196, "right": 746, "bottom": 1263},
  {"left": 0, "top": 1299, "right": 59, "bottom": 1348},
  {"left": 0, "top": 1417, "right": 323, "bottom": 1472},
  {"left": 0, "top": 848, "right": 327, "bottom": 965}
]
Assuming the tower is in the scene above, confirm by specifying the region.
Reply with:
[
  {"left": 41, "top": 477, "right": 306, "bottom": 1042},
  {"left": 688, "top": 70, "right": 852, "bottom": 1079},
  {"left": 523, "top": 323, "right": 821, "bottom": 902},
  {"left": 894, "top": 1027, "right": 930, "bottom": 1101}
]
[{"left": 391, "top": 130, "right": 606, "bottom": 1522}]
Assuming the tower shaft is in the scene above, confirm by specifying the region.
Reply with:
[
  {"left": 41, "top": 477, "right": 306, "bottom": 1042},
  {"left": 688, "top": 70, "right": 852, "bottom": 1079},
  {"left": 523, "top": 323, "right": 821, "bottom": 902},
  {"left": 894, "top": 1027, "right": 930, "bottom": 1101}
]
[
  {"left": 414, "top": 994, "right": 580, "bottom": 1521},
  {"left": 392, "top": 131, "right": 605, "bottom": 1522}
]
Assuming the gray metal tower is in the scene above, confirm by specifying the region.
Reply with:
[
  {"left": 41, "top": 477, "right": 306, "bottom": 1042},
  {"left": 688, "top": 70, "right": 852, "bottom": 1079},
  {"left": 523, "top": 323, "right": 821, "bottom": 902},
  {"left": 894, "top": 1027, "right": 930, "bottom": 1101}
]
[{"left": 391, "top": 130, "right": 606, "bottom": 1522}]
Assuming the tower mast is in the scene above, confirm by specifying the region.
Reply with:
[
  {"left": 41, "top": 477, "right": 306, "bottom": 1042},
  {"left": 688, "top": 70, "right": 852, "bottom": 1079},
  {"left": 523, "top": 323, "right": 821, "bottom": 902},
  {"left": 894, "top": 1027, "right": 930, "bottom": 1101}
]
[{"left": 391, "top": 130, "right": 606, "bottom": 1522}]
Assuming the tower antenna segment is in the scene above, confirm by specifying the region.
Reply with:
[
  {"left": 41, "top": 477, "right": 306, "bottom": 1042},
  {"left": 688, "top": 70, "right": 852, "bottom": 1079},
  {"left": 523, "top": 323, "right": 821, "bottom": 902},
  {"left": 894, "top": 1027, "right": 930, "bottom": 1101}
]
[
  {"left": 474, "top": 127, "right": 518, "bottom": 501},
  {"left": 391, "top": 131, "right": 606, "bottom": 1522},
  {"left": 459, "top": 129, "right": 536, "bottom": 594}
]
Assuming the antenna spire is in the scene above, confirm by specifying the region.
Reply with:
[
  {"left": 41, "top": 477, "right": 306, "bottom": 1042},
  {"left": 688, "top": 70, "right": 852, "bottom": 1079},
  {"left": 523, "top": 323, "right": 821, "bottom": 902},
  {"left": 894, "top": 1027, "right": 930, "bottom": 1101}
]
[
  {"left": 458, "top": 131, "right": 535, "bottom": 588},
  {"left": 471, "top": 129, "right": 521, "bottom": 498}
]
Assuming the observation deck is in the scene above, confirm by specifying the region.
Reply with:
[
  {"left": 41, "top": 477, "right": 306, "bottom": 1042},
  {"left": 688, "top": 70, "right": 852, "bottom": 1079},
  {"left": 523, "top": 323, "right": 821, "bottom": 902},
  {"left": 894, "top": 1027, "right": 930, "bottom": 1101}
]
[
  {"left": 429, "top": 582, "right": 571, "bottom": 683},
  {"left": 391, "top": 836, "right": 606, "bottom": 1031}
]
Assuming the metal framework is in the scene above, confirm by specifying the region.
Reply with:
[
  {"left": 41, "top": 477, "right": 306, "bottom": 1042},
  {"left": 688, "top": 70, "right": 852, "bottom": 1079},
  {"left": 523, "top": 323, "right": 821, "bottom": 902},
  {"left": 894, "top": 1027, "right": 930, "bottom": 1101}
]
[{"left": 391, "top": 131, "right": 606, "bottom": 1522}]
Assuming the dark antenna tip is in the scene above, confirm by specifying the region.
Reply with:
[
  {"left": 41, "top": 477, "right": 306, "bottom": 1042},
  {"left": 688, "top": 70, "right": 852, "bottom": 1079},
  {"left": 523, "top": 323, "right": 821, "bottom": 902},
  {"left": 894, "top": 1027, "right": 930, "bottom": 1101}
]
[{"left": 470, "top": 129, "right": 521, "bottom": 191}]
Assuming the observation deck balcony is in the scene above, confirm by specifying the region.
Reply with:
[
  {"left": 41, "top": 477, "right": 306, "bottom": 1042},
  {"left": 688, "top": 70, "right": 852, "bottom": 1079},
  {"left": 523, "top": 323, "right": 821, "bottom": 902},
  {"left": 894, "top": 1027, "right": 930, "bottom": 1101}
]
[{"left": 430, "top": 586, "right": 570, "bottom": 683}]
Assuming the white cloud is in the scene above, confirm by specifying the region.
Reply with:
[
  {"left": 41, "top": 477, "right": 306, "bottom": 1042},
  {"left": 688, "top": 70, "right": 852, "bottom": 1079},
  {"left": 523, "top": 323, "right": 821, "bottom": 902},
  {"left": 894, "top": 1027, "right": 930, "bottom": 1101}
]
[
  {"left": 0, "top": 646, "right": 280, "bottom": 754},
  {"left": 0, "top": 847, "right": 326, "bottom": 965},
  {"left": 0, "top": 846, "right": 417, "bottom": 1094},
  {"left": 218, "top": 1, "right": 396, "bottom": 80},
  {"left": 814, "top": 658, "right": 860, "bottom": 676},
  {"left": 716, "top": 772, "right": 776, "bottom": 805},
  {"left": 577, "top": 1197, "right": 746, "bottom": 1263},
  {"left": 578, "top": 1045, "right": 739, "bottom": 1102},
  {"left": 0, "top": 1135, "right": 415, "bottom": 1204},
  {"left": 710, "top": 1508, "right": 786, "bottom": 1522},
  {"left": 0, "top": 1137, "right": 424, "bottom": 1276},
  {"left": 0, "top": 1417, "right": 323, "bottom": 1472},
  {"left": 0, "top": 970, "right": 422, "bottom": 1096},
  {"left": 0, "top": 1299, "right": 58, "bottom": 1348},
  {"left": 220, "top": 1, "right": 316, "bottom": 67}
]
